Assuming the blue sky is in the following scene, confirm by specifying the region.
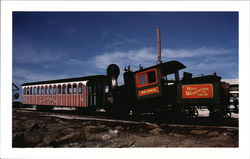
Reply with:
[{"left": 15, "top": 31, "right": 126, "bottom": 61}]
[{"left": 13, "top": 12, "right": 238, "bottom": 87}]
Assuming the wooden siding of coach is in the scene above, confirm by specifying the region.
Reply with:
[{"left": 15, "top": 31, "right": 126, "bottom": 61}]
[{"left": 22, "top": 82, "right": 87, "bottom": 107}]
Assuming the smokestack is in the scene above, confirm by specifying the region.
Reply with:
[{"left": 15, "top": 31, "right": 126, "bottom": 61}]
[
  {"left": 106, "top": 64, "right": 120, "bottom": 88},
  {"left": 156, "top": 27, "right": 162, "bottom": 64}
]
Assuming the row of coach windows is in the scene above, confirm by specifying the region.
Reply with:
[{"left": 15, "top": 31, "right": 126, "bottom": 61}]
[{"left": 23, "top": 84, "right": 83, "bottom": 95}]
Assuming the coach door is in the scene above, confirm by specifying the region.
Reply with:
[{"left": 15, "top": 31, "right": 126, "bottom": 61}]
[
  {"left": 87, "top": 81, "right": 96, "bottom": 106},
  {"left": 87, "top": 81, "right": 105, "bottom": 107}
]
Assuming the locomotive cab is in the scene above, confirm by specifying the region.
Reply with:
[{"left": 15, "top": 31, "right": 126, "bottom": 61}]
[
  {"left": 135, "top": 61, "right": 185, "bottom": 103},
  {"left": 135, "top": 68, "right": 161, "bottom": 99}
]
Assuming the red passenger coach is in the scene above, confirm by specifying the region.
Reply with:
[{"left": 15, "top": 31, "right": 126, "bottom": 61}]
[{"left": 21, "top": 75, "right": 111, "bottom": 109}]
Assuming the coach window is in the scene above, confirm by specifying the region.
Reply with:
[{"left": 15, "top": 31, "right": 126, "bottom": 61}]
[
  {"left": 73, "top": 84, "right": 77, "bottom": 94},
  {"left": 58, "top": 85, "right": 61, "bottom": 94},
  {"left": 53, "top": 85, "right": 56, "bottom": 94},
  {"left": 45, "top": 86, "right": 48, "bottom": 95},
  {"left": 23, "top": 88, "right": 26, "bottom": 95},
  {"left": 41, "top": 86, "right": 44, "bottom": 95},
  {"left": 49, "top": 85, "right": 52, "bottom": 95},
  {"left": 67, "top": 84, "right": 72, "bottom": 94},
  {"left": 33, "top": 87, "right": 37, "bottom": 95},
  {"left": 105, "top": 85, "right": 109, "bottom": 93},
  {"left": 37, "top": 86, "right": 40, "bottom": 95},
  {"left": 27, "top": 87, "right": 30, "bottom": 95},
  {"left": 30, "top": 87, "right": 33, "bottom": 95},
  {"left": 78, "top": 83, "right": 82, "bottom": 94},
  {"left": 62, "top": 85, "right": 66, "bottom": 94}
]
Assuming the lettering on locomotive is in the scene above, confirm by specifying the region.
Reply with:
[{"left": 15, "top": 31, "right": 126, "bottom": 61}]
[
  {"left": 182, "top": 84, "right": 213, "bottom": 98},
  {"left": 138, "top": 86, "right": 159, "bottom": 96}
]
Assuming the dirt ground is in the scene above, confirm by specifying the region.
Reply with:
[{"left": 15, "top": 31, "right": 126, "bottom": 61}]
[{"left": 12, "top": 108, "right": 238, "bottom": 147}]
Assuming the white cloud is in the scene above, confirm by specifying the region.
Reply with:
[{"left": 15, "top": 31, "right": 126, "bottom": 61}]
[
  {"left": 45, "top": 19, "right": 56, "bottom": 24},
  {"left": 162, "top": 47, "right": 233, "bottom": 59},
  {"left": 92, "top": 47, "right": 235, "bottom": 70},
  {"left": 93, "top": 47, "right": 156, "bottom": 71},
  {"left": 13, "top": 46, "right": 237, "bottom": 87},
  {"left": 63, "top": 27, "right": 76, "bottom": 34},
  {"left": 105, "top": 37, "right": 138, "bottom": 49},
  {"left": 91, "top": 46, "right": 237, "bottom": 81},
  {"left": 13, "top": 68, "right": 69, "bottom": 85},
  {"left": 14, "top": 45, "right": 64, "bottom": 64}
]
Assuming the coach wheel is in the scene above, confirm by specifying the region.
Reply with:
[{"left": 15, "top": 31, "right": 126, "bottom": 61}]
[
  {"left": 13, "top": 93, "right": 19, "bottom": 99},
  {"left": 36, "top": 106, "right": 54, "bottom": 111}
]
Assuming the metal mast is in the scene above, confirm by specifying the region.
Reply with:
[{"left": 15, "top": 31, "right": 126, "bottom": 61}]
[{"left": 156, "top": 27, "right": 162, "bottom": 64}]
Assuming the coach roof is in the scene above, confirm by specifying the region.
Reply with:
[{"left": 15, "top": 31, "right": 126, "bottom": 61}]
[{"left": 21, "top": 75, "right": 108, "bottom": 86}]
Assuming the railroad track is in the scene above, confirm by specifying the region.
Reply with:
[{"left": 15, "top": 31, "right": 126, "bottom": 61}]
[{"left": 14, "top": 108, "right": 238, "bottom": 131}]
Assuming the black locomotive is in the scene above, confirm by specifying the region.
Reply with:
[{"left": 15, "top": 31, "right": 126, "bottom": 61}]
[{"left": 104, "top": 60, "right": 231, "bottom": 119}]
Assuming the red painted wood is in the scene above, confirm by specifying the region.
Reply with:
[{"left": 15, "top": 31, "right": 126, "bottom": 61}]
[{"left": 23, "top": 83, "right": 89, "bottom": 108}]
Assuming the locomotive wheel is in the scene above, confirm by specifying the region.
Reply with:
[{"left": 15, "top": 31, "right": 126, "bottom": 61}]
[
  {"left": 209, "top": 109, "right": 223, "bottom": 120},
  {"left": 152, "top": 107, "right": 162, "bottom": 123},
  {"left": 222, "top": 110, "right": 231, "bottom": 119},
  {"left": 190, "top": 108, "right": 198, "bottom": 118},
  {"left": 185, "top": 108, "right": 198, "bottom": 119},
  {"left": 106, "top": 105, "right": 129, "bottom": 117}
]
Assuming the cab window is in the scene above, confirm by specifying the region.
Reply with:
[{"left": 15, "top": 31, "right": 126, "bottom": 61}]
[
  {"left": 148, "top": 71, "right": 156, "bottom": 83},
  {"left": 136, "top": 68, "right": 157, "bottom": 87},
  {"left": 138, "top": 74, "right": 147, "bottom": 85}
]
